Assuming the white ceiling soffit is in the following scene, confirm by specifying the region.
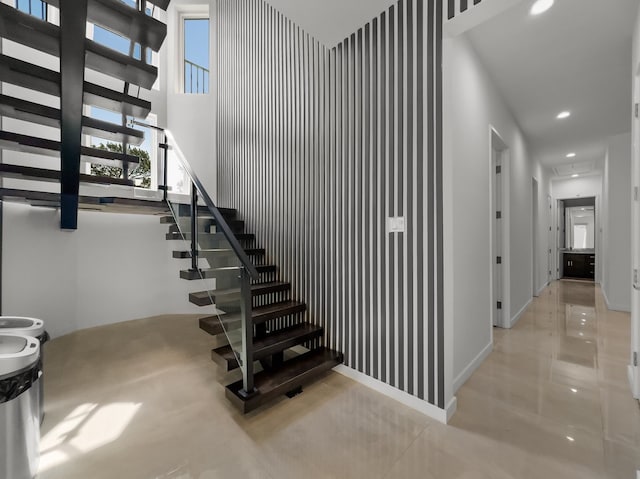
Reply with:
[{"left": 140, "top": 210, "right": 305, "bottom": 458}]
[
  {"left": 264, "top": 0, "right": 398, "bottom": 47},
  {"left": 466, "top": 0, "right": 638, "bottom": 169},
  {"left": 552, "top": 161, "right": 595, "bottom": 178}
]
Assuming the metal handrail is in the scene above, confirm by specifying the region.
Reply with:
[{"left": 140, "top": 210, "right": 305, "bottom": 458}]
[
  {"left": 130, "top": 120, "right": 259, "bottom": 280},
  {"left": 165, "top": 130, "right": 260, "bottom": 280}
]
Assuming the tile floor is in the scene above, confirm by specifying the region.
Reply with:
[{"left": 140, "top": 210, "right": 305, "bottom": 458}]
[{"left": 38, "top": 280, "right": 640, "bottom": 478}]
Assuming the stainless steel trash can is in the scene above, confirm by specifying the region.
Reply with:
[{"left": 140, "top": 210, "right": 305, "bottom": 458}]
[
  {"left": 0, "top": 317, "right": 48, "bottom": 424},
  {"left": 0, "top": 333, "right": 41, "bottom": 479}
]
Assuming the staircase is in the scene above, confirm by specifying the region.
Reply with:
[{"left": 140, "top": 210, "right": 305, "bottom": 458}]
[
  {"left": 0, "top": 0, "right": 343, "bottom": 414},
  {"left": 159, "top": 136, "right": 343, "bottom": 413}
]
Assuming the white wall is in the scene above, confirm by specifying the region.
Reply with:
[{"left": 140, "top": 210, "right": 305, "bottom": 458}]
[
  {"left": 602, "top": 133, "right": 632, "bottom": 312},
  {"left": 443, "top": 34, "right": 547, "bottom": 392},
  {"left": 163, "top": 0, "right": 217, "bottom": 200},
  {"left": 2, "top": 203, "right": 206, "bottom": 338},
  {"left": 552, "top": 175, "right": 602, "bottom": 199}
]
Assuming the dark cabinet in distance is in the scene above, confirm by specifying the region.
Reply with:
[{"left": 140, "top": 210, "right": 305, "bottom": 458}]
[{"left": 563, "top": 253, "right": 595, "bottom": 280}]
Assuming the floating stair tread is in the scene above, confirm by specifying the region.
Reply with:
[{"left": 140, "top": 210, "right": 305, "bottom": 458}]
[
  {"left": 81, "top": 116, "right": 144, "bottom": 146},
  {"left": 225, "top": 347, "right": 343, "bottom": 413},
  {"left": 199, "top": 314, "right": 241, "bottom": 337},
  {"left": 0, "top": 187, "right": 99, "bottom": 207},
  {"left": 211, "top": 323, "right": 323, "bottom": 371},
  {"left": 191, "top": 282, "right": 291, "bottom": 307},
  {"left": 87, "top": 0, "right": 167, "bottom": 51},
  {"left": 159, "top": 208, "right": 236, "bottom": 223},
  {"left": 180, "top": 264, "right": 276, "bottom": 280},
  {"left": 0, "top": 164, "right": 134, "bottom": 186},
  {"left": 0, "top": 188, "right": 170, "bottom": 215},
  {"left": 0, "top": 55, "right": 151, "bottom": 118},
  {"left": 85, "top": 39, "right": 158, "bottom": 90},
  {"left": 198, "top": 299, "right": 301, "bottom": 334},
  {"left": 42, "top": 0, "right": 168, "bottom": 47},
  {"left": 0, "top": 130, "right": 141, "bottom": 164},
  {"left": 0, "top": 4, "right": 59, "bottom": 56},
  {"left": 174, "top": 203, "right": 236, "bottom": 217},
  {"left": 169, "top": 219, "right": 244, "bottom": 233},
  {"left": 252, "top": 300, "right": 306, "bottom": 324},
  {"left": 83, "top": 81, "right": 151, "bottom": 118},
  {"left": 0, "top": 94, "right": 143, "bottom": 145},
  {"left": 0, "top": 54, "right": 60, "bottom": 97},
  {"left": 204, "top": 221, "right": 244, "bottom": 233},
  {"left": 173, "top": 248, "right": 264, "bottom": 259},
  {"left": 0, "top": 93, "right": 59, "bottom": 128},
  {"left": 165, "top": 232, "right": 255, "bottom": 241}
]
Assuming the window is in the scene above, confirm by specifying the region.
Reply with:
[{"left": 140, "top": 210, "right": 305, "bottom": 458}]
[
  {"left": 16, "top": 0, "right": 47, "bottom": 20},
  {"left": 182, "top": 17, "right": 210, "bottom": 94}
]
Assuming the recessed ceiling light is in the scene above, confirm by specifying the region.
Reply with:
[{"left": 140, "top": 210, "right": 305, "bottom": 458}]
[
  {"left": 557, "top": 111, "right": 571, "bottom": 119},
  {"left": 566, "top": 153, "right": 576, "bottom": 158},
  {"left": 572, "top": 174, "right": 579, "bottom": 178},
  {"left": 566, "top": 436, "right": 575, "bottom": 442},
  {"left": 571, "top": 388, "right": 578, "bottom": 393},
  {"left": 531, "top": 0, "right": 554, "bottom": 15}
]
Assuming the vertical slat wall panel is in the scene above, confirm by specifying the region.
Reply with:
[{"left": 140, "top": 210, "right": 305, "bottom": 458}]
[
  {"left": 447, "top": 0, "right": 482, "bottom": 20},
  {"left": 216, "top": 0, "right": 444, "bottom": 408}
]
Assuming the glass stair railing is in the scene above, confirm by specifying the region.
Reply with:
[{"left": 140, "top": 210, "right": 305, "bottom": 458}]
[{"left": 161, "top": 129, "right": 261, "bottom": 397}]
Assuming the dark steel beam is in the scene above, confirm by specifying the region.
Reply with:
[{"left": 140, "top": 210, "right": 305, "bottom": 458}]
[{"left": 59, "top": 0, "right": 88, "bottom": 230}]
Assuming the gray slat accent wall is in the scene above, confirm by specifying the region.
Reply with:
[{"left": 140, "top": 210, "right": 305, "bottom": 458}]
[
  {"left": 217, "top": 0, "right": 444, "bottom": 408},
  {"left": 447, "top": 0, "right": 483, "bottom": 20}
]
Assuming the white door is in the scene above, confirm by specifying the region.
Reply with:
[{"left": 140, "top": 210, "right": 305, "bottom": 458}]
[
  {"left": 493, "top": 149, "right": 503, "bottom": 327},
  {"left": 548, "top": 195, "right": 553, "bottom": 283},
  {"left": 631, "top": 73, "right": 640, "bottom": 399}
]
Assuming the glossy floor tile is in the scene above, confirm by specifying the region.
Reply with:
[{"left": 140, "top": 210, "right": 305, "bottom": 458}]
[{"left": 38, "top": 281, "right": 640, "bottom": 478}]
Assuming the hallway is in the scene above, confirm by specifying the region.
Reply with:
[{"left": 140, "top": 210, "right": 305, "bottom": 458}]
[
  {"left": 449, "top": 281, "right": 640, "bottom": 478},
  {"left": 38, "top": 282, "right": 639, "bottom": 479}
]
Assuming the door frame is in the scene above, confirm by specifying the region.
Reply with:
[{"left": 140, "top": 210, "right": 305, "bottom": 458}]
[
  {"left": 489, "top": 126, "right": 510, "bottom": 330},
  {"left": 532, "top": 177, "right": 539, "bottom": 296},
  {"left": 630, "top": 64, "right": 640, "bottom": 399}
]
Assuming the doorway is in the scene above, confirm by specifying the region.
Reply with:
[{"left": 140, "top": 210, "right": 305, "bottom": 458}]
[
  {"left": 532, "top": 178, "right": 539, "bottom": 296},
  {"left": 631, "top": 67, "right": 640, "bottom": 399},
  {"left": 491, "top": 128, "right": 509, "bottom": 329},
  {"left": 547, "top": 195, "right": 553, "bottom": 285}
]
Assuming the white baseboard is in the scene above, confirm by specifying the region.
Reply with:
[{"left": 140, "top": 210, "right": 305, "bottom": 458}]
[
  {"left": 332, "top": 364, "right": 454, "bottom": 424},
  {"left": 453, "top": 341, "right": 493, "bottom": 393},
  {"left": 510, "top": 298, "right": 532, "bottom": 328},
  {"left": 536, "top": 281, "right": 549, "bottom": 297},
  {"left": 629, "top": 365, "right": 639, "bottom": 399},
  {"left": 602, "top": 288, "right": 631, "bottom": 312}
]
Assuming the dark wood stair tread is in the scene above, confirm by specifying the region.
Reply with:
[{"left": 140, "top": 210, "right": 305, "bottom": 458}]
[
  {"left": 0, "top": 130, "right": 141, "bottom": 164},
  {"left": 173, "top": 248, "right": 264, "bottom": 259},
  {"left": 180, "top": 264, "right": 276, "bottom": 280},
  {"left": 159, "top": 208, "right": 237, "bottom": 223},
  {"left": 85, "top": 39, "right": 158, "bottom": 90},
  {"left": 191, "top": 281, "right": 291, "bottom": 306},
  {"left": 0, "top": 54, "right": 151, "bottom": 118},
  {"left": 198, "top": 300, "right": 304, "bottom": 335},
  {"left": 168, "top": 219, "right": 244, "bottom": 233},
  {"left": 166, "top": 231, "right": 254, "bottom": 241},
  {"left": 0, "top": 163, "right": 134, "bottom": 187},
  {"left": 211, "top": 323, "right": 323, "bottom": 371},
  {"left": 87, "top": 0, "right": 167, "bottom": 51},
  {"left": 225, "top": 347, "right": 343, "bottom": 413},
  {"left": 0, "top": 188, "right": 173, "bottom": 215},
  {"left": 0, "top": 3, "right": 59, "bottom": 57}
]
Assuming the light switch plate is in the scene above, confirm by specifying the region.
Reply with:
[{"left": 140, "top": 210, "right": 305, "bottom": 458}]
[{"left": 388, "top": 217, "right": 405, "bottom": 233}]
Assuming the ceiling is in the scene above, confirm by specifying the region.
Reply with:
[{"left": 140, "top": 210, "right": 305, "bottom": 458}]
[
  {"left": 265, "top": 0, "right": 397, "bottom": 47},
  {"left": 466, "top": 0, "right": 639, "bottom": 175}
]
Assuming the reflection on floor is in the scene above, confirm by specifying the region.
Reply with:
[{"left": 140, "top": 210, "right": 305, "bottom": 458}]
[{"left": 39, "top": 281, "right": 639, "bottom": 479}]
